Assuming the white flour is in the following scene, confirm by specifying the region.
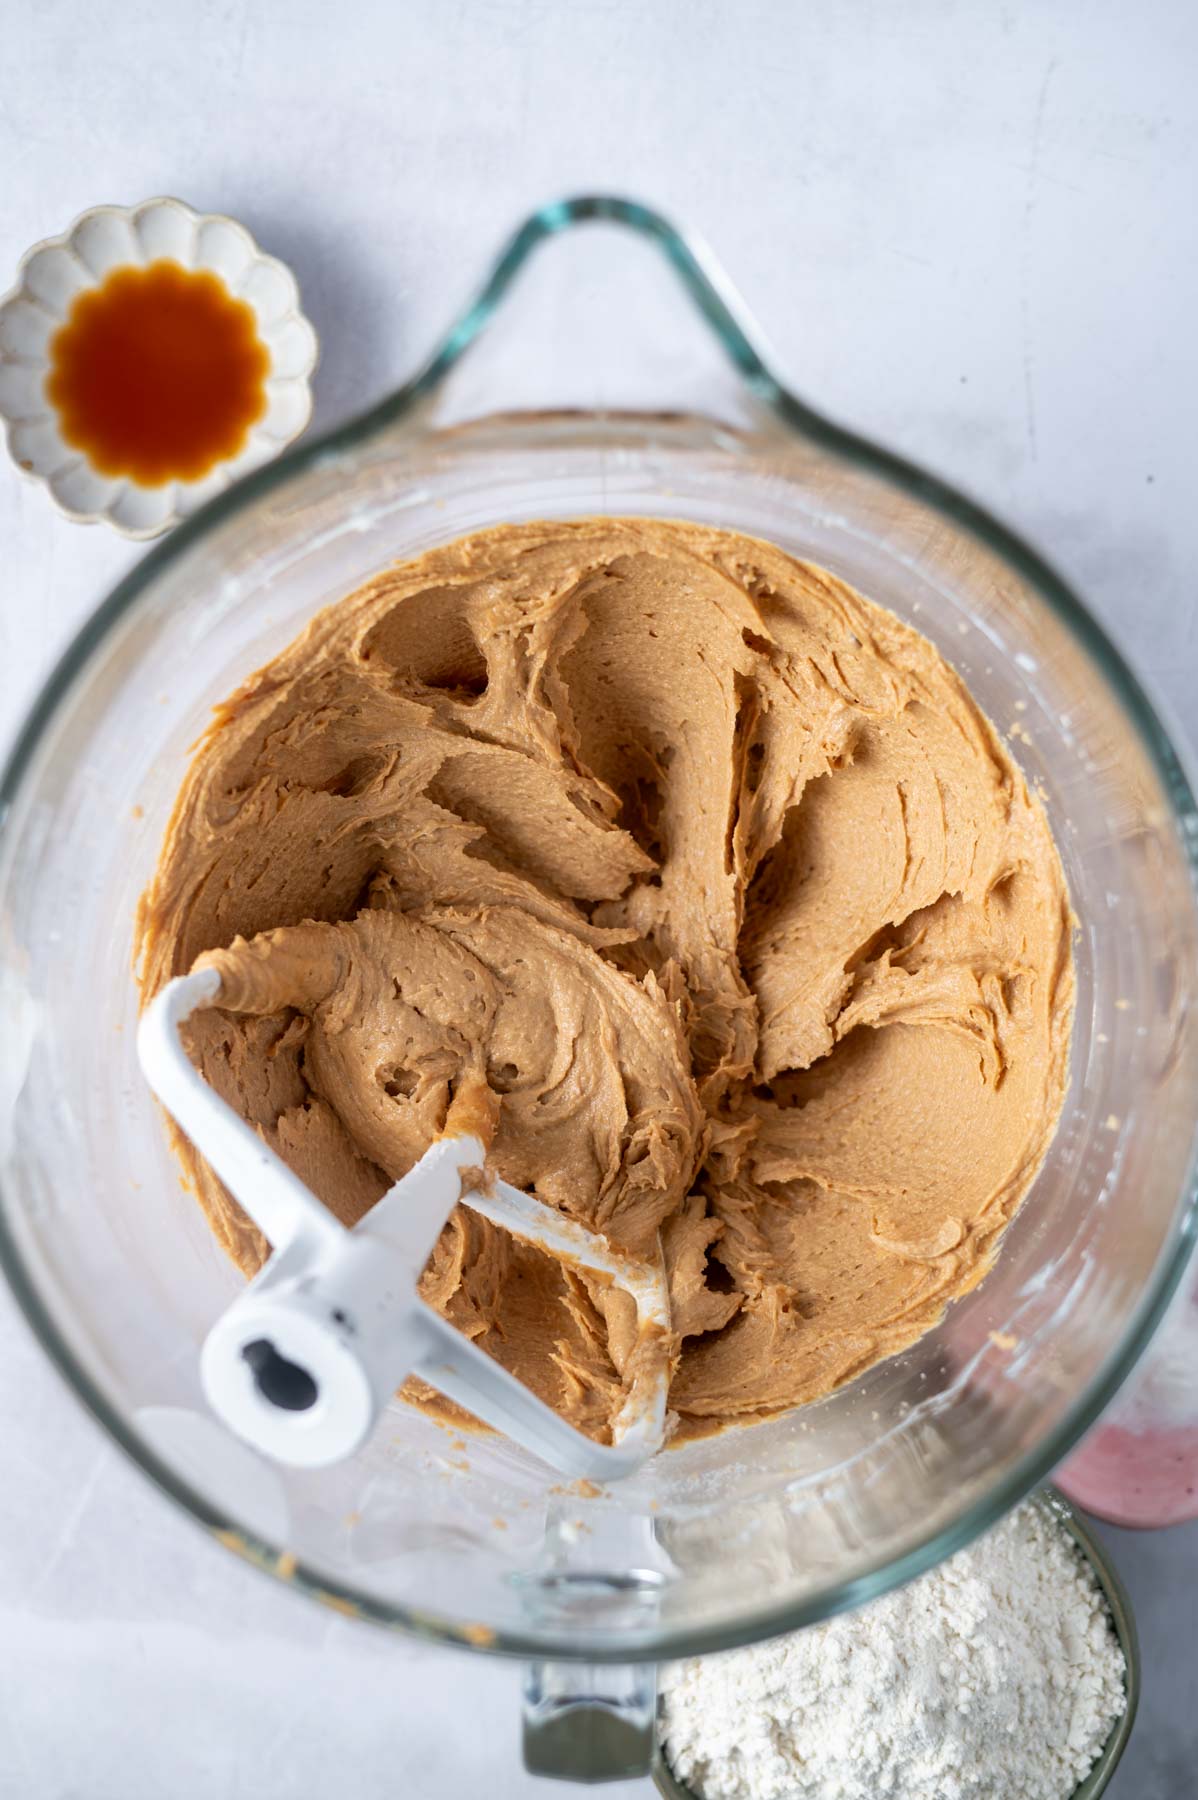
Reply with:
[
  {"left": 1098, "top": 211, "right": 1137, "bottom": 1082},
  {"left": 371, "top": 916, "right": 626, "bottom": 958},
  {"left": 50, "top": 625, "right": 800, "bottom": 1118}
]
[{"left": 659, "top": 1502, "right": 1126, "bottom": 1800}]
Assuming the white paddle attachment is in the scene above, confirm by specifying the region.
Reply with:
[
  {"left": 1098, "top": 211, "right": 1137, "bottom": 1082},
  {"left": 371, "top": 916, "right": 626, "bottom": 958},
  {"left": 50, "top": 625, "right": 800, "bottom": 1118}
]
[{"left": 138, "top": 970, "right": 670, "bottom": 1480}]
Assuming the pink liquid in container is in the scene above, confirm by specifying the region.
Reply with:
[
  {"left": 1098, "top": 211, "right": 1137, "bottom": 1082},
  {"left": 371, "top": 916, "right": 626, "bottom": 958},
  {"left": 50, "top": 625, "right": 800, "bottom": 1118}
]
[{"left": 1058, "top": 1273, "right": 1198, "bottom": 1527}]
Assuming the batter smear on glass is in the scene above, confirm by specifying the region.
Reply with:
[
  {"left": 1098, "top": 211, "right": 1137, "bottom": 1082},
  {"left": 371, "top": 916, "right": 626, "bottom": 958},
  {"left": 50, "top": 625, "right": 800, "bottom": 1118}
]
[{"left": 138, "top": 520, "right": 1073, "bottom": 1441}]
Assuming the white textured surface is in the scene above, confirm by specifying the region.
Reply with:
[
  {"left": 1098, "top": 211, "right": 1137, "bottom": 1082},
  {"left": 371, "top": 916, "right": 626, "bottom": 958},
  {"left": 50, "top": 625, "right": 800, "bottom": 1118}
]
[{"left": 0, "top": 3, "right": 1195, "bottom": 1796}]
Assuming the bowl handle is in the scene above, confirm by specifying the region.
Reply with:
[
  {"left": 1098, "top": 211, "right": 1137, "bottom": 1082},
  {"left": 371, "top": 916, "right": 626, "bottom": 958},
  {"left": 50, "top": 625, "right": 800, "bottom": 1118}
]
[
  {"left": 343, "top": 195, "right": 797, "bottom": 445},
  {"left": 522, "top": 1658, "right": 657, "bottom": 1783}
]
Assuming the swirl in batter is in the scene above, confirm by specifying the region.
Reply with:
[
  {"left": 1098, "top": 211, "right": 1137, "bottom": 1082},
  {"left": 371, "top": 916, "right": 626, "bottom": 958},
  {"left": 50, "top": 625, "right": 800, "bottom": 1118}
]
[{"left": 138, "top": 519, "right": 1073, "bottom": 1440}]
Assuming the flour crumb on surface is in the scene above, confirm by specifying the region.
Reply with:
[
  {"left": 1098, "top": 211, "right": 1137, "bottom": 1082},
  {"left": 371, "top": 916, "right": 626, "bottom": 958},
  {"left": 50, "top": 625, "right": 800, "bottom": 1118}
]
[{"left": 658, "top": 1501, "right": 1126, "bottom": 1800}]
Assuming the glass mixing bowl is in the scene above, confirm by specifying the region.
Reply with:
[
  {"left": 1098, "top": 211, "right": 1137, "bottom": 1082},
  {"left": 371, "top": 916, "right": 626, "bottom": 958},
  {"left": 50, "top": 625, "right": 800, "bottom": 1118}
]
[{"left": 1, "top": 197, "right": 1196, "bottom": 1778}]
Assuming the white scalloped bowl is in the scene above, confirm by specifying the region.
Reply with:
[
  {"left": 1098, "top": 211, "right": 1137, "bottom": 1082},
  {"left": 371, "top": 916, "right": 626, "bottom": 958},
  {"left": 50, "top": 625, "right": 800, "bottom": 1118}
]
[{"left": 0, "top": 197, "right": 318, "bottom": 538}]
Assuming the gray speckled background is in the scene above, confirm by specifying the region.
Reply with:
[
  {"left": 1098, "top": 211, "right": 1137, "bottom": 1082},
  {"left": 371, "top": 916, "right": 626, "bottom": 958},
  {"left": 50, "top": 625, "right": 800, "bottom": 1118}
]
[
  {"left": 1094, "top": 1521, "right": 1198, "bottom": 1798},
  {"left": 1, "top": 1, "right": 1195, "bottom": 1793}
]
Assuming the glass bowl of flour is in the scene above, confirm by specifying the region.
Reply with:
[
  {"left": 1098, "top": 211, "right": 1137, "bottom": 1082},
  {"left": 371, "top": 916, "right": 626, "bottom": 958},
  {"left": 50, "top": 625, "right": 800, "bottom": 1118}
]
[{"left": 655, "top": 1490, "right": 1139, "bottom": 1800}]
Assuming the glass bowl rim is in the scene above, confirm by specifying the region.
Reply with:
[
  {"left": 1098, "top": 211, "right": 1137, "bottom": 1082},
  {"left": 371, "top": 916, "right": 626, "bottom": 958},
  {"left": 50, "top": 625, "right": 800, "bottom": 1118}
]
[{"left": 1, "top": 193, "right": 1196, "bottom": 1662}]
